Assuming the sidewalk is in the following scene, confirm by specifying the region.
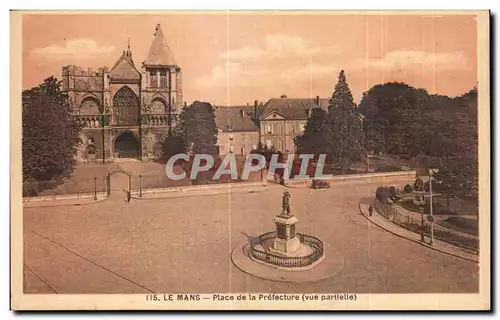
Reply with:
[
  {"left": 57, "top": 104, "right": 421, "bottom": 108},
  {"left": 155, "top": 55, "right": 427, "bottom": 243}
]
[
  {"left": 358, "top": 202, "right": 479, "bottom": 263},
  {"left": 131, "top": 184, "right": 268, "bottom": 200},
  {"left": 23, "top": 196, "right": 107, "bottom": 208}
]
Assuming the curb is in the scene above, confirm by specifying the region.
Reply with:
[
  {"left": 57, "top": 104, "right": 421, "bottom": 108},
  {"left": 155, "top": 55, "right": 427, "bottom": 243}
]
[
  {"left": 131, "top": 186, "right": 267, "bottom": 200},
  {"left": 231, "top": 242, "right": 344, "bottom": 283},
  {"left": 23, "top": 197, "right": 108, "bottom": 208},
  {"left": 358, "top": 202, "right": 479, "bottom": 263}
]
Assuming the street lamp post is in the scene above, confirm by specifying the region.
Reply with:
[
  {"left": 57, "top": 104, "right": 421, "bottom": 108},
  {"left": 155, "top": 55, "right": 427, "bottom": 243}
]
[
  {"left": 139, "top": 174, "right": 143, "bottom": 198},
  {"left": 128, "top": 174, "right": 132, "bottom": 195},
  {"left": 429, "top": 168, "right": 435, "bottom": 246},
  {"left": 93, "top": 177, "right": 97, "bottom": 201},
  {"left": 420, "top": 204, "right": 425, "bottom": 242}
]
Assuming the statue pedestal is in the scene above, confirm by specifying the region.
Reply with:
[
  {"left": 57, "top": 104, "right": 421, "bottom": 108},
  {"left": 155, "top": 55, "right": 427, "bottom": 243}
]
[{"left": 269, "top": 215, "right": 300, "bottom": 256}]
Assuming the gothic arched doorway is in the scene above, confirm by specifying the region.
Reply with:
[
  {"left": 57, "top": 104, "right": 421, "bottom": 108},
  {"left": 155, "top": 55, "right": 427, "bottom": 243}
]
[
  {"left": 114, "top": 132, "right": 140, "bottom": 159},
  {"left": 86, "top": 145, "right": 97, "bottom": 163},
  {"left": 153, "top": 142, "right": 163, "bottom": 159}
]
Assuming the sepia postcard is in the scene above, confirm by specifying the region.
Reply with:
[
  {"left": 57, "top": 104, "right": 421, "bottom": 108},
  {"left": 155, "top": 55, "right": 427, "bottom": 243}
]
[{"left": 11, "top": 10, "right": 490, "bottom": 311}]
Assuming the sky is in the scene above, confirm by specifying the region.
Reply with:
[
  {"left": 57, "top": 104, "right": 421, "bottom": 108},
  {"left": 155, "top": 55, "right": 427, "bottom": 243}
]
[{"left": 22, "top": 13, "right": 478, "bottom": 105}]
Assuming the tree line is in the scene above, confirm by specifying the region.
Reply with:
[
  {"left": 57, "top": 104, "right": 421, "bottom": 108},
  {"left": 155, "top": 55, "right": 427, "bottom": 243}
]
[
  {"left": 22, "top": 74, "right": 478, "bottom": 200},
  {"left": 295, "top": 70, "right": 478, "bottom": 200}
]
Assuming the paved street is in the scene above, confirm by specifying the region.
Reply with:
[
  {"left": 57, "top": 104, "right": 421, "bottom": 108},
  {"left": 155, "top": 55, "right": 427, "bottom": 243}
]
[{"left": 23, "top": 177, "right": 478, "bottom": 294}]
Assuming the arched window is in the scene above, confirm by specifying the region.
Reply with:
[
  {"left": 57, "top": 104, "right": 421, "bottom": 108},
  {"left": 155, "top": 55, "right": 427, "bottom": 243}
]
[
  {"left": 160, "top": 72, "right": 168, "bottom": 87},
  {"left": 79, "top": 97, "right": 101, "bottom": 115},
  {"left": 113, "top": 86, "right": 139, "bottom": 126},
  {"left": 150, "top": 98, "right": 167, "bottom": 114}
]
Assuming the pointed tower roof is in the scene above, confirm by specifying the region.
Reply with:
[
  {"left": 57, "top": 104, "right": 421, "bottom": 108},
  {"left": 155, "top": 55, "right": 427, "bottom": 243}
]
[{"left": 144, "top": 24, "right": 178, "bottom": 67}]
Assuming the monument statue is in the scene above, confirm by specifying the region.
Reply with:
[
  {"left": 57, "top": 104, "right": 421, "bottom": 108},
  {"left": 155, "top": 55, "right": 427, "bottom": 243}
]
[{"left": 281, "top": 191, "right": 291, "bottom": 216}]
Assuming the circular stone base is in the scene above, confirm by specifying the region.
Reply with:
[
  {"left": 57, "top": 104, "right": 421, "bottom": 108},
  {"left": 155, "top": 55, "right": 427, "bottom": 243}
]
[{"left": 231, "top": 242, "right": 344, "bottom": 282}]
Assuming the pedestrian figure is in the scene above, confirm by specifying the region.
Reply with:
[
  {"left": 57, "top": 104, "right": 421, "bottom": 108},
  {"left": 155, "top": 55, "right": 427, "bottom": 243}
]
[
  {"left": 126, "top": 191, "right": 131, "bottom": 203},
  {"left": 368, "top": 204, "right": 374, "bottom": 217}
]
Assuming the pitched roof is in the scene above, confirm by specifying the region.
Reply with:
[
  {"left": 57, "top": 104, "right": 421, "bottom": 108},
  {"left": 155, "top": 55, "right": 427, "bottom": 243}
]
[
  {"left": 260, "top": 98, "right": 324, "bottom": 120},
  {"left": 144, "top": 24, "right": 178, "bottom": 67},
  {"left": 214, "top": 106, "right": 259, "bottom": 132},
  {"left": 109, "top": 50, "right": 140, "bottom": 79}
]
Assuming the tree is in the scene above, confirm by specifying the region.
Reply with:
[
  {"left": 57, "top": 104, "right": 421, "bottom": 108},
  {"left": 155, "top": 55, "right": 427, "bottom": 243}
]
[
  {"left": 359, "top": 81, "right": 478, "bottom": 203},
  {"left": 414, "top": 177, "right": 424, "bottom": 191},
  {"left": 186, "top": 101, "right": 218, "bottom": 155},
  {"left": 163, "top": 101, "right": 218, "bottom": 158},
  {"left": 434, "top": 156, "right": 478, "bottom": 202},
  {"left": 327, "top": 70, "right": 365, "bottom": 171},
  {"left": 161, "top": 135, "right": 186, "bottom": 160},
  {"left": 433, "top": 89, "right": 478, "bottom": 201},
  {"left": 376, "top": 186, "right": 391, "bottom": 204},
  {"left": 162, "top": 105, "right": 189, "bottom": 159},
  {"left": 181, "top": 101, "right": 218, "bottom": 155},
  {"left": 358, "top": 82, "right": 430, "bottom": 156},
  {"left": 294, "top": 108, "right": 330, "bottom": 159},
  {"left": 389, "top": 185, "right": 397, "bottom": 202},
  {"left": 22, "top": 77, "right": 82, "bottom": 183},
  {"left": 404, "top": 184, "right": 413, "bottom": 193}
]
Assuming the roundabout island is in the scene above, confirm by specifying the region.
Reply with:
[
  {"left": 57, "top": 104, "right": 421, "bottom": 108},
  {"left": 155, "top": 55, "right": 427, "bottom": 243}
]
[{"left": 232, "top": 191, "right": 344, "bottom": 282}]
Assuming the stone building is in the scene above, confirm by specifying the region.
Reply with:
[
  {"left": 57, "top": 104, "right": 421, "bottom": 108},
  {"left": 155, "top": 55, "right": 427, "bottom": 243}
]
[
  {"left": 62, "top": 24, "right": 183, "bottom": 163},
  {"left": 214, "top": 106, "right": 260, "bottom": 155},
  {"left": 258, "top": 95, "right": 328, "bottom": 153}
]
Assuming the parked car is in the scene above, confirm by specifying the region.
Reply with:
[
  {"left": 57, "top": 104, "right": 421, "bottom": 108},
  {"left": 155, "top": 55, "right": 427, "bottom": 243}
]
[{"left": 311, "top": 180, "right": 330, "bottom": 189}]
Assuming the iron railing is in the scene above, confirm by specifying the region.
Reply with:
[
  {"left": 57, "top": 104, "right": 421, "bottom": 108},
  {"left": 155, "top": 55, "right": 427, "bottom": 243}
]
[
  {"left": 249, "top": 231, "right": 324, "bottom": 268},
  {"left": 374, "top": 199, "right": 478, "bottom": 251}
]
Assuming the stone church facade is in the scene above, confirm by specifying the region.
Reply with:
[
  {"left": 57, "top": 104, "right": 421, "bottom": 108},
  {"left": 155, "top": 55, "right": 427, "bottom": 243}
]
[{"left": 62, "top": 24, "right": 183, "bottom": 163}]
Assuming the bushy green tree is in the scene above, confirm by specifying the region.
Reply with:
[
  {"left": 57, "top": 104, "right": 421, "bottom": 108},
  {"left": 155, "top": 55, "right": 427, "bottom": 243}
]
[
  {"left": 162, "top": 106, "right": 189, "bottom": 158},
  {"left": 433, "top": 89, "right": 478, "bottom": 200},
  {"left": 376, "top": 186, "right": 391, "bottom": 204},
  {"left": 358, "top": 82, "right": 430, "bottom": 156},
  {"left": 22, "top": 77, "right": 82, "bottom": 183},
  {"left": 294, "top": 108, "right": 330, "bottom": 159},
  {"left": 414, "top": 177, "right": 424, "bottom": 191},
  {"left": 176, "top": 101, "right": 218, "bottom": 155},
  {"left": 164, "top": 101, "right": 218, "bottom": 157}
]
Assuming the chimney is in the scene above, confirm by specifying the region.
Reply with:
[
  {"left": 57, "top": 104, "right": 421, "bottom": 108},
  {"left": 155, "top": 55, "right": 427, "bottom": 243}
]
[
  {"left": 254, "top": 100, "right": 258, "bottom": 120},
  {"left": 241, "top": 109, "right": 245, "bottom": 118},
  {"left": 315, "top": 95, "right": 320, "bottom": 105},
  {"left": 280, "top": 94, "right": 287, "bottom": 99}
]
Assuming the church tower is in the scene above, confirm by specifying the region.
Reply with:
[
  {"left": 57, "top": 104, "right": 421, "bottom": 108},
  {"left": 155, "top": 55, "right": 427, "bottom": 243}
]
[
  {"left": 63, "top": 24, "right": 184, "bottom": 163},
  {"left": 140, "top": 24, "right": 183, "bottom": 160}
]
